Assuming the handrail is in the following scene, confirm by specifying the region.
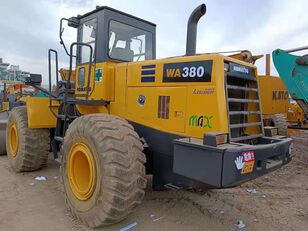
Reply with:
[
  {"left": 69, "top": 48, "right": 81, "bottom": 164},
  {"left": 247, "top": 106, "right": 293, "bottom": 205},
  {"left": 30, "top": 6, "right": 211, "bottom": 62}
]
[
  {"left": 47, "top": 49, "right": 60, "bottom": 118},
  {"left": 59, "top": 18, "right": 79, "bottom": 57},
  {"left": 68, "top": 42, "right": 93, "bottom": 99},
  {"left": 48, "top": 49, "right": 59, "bottom": 97}
]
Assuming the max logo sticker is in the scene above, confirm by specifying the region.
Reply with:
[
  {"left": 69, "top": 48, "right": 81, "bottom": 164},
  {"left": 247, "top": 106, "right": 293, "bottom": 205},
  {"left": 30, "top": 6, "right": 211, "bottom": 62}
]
[
  {"left": 189, "top": 115, "right": 213, "bottom": 128},
  {"left": 235, "top": 151, "right": 255, "bottom": 175}
]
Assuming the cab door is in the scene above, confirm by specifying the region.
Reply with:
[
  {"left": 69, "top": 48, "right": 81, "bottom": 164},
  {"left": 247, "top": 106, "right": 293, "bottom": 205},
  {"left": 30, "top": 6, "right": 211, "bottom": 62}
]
[{"left": 75, "top": 17, "right": 97, "bottom": 99}]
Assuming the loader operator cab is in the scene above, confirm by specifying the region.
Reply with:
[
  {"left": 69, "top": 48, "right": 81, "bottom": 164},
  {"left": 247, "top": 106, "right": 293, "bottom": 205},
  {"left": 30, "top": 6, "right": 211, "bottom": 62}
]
[{"left": 64, "top": 6, "right": 156, "bottom": 65}]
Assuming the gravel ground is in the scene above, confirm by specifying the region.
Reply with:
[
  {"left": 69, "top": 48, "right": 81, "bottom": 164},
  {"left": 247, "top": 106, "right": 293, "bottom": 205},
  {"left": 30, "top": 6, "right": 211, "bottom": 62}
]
[{"left": 0, "top": 129, "right": 307, "bottom": 231}]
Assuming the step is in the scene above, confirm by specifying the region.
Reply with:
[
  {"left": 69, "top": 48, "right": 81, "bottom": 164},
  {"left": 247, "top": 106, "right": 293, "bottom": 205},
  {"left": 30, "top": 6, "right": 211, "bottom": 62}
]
[
  {"left": 58, "top": 114, "right": 78, "bottom": 120},
  {"left": 66, "top": 98, "right": 108, "bottom": 106},
  {"left": 229, "top": 122, "right": 262, "bottom": 129},
  {"left": 229, "top": 111, "right": 261, "bottom": 115},
  {"left": 54, "top": 136, "right": 64, "bottom": 143}
]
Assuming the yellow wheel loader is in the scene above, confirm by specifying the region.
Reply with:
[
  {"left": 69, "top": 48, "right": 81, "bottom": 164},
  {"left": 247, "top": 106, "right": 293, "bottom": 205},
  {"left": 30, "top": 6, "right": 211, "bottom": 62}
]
[
  {"left": 7, "top": 4, "right": 293, "bottom": 227},
  {"left": 257, "top": 54, "right": 289, "bottom": 135},
  {"left": 288, "top": 100, "right": 306, "bottom": 127},
  {"left": 257, "top": 54, "right": 307, "bottom": 132}
]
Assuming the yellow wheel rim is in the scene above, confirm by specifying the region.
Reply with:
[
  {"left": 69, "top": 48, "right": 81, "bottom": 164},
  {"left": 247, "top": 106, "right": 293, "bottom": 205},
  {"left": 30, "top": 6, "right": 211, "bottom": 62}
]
[
  {"left": 67, "top": 142, "right": 96, "bottom": 201},
  {"left": 9, "top": 123, "right": 19, "bottom": 157}
]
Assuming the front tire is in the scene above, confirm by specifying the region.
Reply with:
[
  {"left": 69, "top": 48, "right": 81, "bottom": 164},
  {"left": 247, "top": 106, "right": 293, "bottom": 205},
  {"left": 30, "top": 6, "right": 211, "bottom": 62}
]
[
  {"left": 6, "top": 106, "right": 50, "bottom": 172},
  {"left": 0, "top": 123, "right": 7, "bottom": 155},
  {"left": 61, "top": 114, "right": 146, "bottom": 228}
]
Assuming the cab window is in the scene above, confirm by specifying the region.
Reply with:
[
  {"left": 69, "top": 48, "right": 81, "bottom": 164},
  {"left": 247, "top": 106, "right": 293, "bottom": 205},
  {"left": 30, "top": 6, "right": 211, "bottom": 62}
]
[
  {"left": 77, "top": 67, "right": 85, "bottom": 86},
  {"left": 108, "top": 20, "right": 153, "bottom": 62},
  {"left": 80, "top": 18, "right": 97, "bottom": 64}
]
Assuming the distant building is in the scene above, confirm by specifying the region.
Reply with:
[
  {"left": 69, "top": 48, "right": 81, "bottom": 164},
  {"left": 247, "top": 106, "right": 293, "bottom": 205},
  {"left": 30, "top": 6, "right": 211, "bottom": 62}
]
[
  {"left": 0, "top": 58, "right": 30, "bottom": 82},
  {"left": 0, "top": 58, "right": 10, "bottom": 80}
]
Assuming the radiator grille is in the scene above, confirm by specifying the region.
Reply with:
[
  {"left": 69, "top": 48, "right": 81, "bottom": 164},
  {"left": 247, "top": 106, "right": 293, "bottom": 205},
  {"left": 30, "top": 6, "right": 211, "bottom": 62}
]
[{"left": 225, "top": 65, "right": 264, "bottom": 143}]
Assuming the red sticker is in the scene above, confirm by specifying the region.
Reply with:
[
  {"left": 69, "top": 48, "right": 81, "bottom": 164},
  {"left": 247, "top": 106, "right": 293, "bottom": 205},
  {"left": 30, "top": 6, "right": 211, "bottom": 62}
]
[{"left": 242, "top": 151, "right": 255, "bottom": 162}]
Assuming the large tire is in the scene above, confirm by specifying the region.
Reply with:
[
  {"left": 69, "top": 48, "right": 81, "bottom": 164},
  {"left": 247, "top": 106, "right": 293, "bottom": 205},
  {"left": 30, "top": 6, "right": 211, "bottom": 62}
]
[
  {"left": 270, "top": 113, "right": 288, "bottom": 136},
  {"left": 6, "top": 107, "right": 50, "bottom": 172},
  {"left": 0, "top": 111, "right": 9, "bottom": 155},
  {"left": 0, "top": 124, "right": 7, "bottom": 155},
  {"left": 61, "top": 114, "right": 146, "bottom": 228}
]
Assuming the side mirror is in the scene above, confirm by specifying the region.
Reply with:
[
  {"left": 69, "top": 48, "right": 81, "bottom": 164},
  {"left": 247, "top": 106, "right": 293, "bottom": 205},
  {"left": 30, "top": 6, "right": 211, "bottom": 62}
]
[{"left": 68, "top": 17, "right": 79, "bottom": 28}]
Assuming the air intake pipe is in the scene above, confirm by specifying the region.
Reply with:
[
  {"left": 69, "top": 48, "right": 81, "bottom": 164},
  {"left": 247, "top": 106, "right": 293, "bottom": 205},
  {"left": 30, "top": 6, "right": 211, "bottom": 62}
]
[{"left": 186, "top": 4, "right": 206, "bottom": 56}]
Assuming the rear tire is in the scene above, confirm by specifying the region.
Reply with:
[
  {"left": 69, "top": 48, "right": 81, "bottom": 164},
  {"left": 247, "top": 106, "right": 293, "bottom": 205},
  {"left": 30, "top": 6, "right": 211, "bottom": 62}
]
[
  {"left": 6, "top": 106, "right": 50, "bottom": 172},
  {"left": 0, "top": 111, "right": 9, "bottom": 155},
  {"left": 270, "top": 113, "right": 288, "bottom": 136},
  {"left": 0, "top": 127, "right": 7, "bottom": 155},
  {"left": 61, "top": 114, "right": 146, "bottom": 228}
]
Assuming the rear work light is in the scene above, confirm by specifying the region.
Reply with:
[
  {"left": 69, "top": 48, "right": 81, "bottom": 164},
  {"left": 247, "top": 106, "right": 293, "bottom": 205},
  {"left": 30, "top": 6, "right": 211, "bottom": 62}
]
[{"left": 203, "top": 132, "right": 229, "bottom": 147}]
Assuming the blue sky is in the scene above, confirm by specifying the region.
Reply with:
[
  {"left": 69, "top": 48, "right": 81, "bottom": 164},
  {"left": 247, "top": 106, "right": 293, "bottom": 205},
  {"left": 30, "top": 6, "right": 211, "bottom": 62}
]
[{"left": 0, "top": 0, "right": 308, "bottom": 82}]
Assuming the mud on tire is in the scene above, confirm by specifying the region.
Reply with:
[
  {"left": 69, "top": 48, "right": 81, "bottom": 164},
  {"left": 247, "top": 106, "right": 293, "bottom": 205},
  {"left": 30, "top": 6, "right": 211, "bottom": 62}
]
[
  {"left": 61, "top": 114, "right": 146, "bottom": 228},
  {"left": 6, "top": 106, "right": 50, "bottom": 171}
]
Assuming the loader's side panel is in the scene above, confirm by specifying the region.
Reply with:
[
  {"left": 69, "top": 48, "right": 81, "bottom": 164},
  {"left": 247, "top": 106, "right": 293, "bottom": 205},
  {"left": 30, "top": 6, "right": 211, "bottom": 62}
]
[
  {"left": 257, "top": 75, "right": 288, "bottom": 115},
  {"left": 75, "top": 62, "right": 116, "bottom": 102},
  {"left": 126, "top": 87, "right": 187, "bottom": 133},
  {"left": 109, "top": 54, "right": 229, "bottom": 138},
  {"left": 109, "top": 63, "right": 129, "bottom": 118},
  {"left": 22, "top": 97, "right": 58, "bottom": 128},
  {"left": 185, "top": 83, "right": 228, "bottom": 136}
]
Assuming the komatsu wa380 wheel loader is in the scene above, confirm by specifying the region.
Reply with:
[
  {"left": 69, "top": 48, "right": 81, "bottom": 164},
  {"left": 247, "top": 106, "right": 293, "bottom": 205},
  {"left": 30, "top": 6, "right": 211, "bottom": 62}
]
[{"left": 6, "top": 4, "right": 293, "bottom": 227}]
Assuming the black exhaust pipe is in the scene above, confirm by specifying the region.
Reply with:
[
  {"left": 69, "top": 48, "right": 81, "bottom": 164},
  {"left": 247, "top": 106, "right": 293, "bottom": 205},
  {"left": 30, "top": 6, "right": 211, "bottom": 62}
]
[{"left": 186, "top": 4, "right": 206, "bottom": 56}]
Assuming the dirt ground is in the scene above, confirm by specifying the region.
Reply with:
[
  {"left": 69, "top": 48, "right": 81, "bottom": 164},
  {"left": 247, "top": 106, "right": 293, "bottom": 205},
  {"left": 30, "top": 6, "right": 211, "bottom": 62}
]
[{"left": 0, "top": 130, "right": 307, "bottom": 231}]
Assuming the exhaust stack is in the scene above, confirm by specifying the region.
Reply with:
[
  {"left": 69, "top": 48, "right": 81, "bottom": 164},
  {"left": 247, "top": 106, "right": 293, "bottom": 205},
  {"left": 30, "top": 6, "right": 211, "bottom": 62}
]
[
  {"left": 266, "top": 54, "right": 271, "bottom": 76},
  {"left": 186, "top": 4, "right": 206, "bottom": 56}
]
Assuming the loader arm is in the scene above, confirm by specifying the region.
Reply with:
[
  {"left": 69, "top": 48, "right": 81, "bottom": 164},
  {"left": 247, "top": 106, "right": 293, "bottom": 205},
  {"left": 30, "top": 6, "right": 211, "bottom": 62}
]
[{"left": 273, "top": 49, "right": 308, "bottom": 119}]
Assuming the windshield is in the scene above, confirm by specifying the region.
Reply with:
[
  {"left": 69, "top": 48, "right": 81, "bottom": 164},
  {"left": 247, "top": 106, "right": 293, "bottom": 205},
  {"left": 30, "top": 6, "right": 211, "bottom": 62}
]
[
  {"left": 80, "top": 18, "right": 97, "bottom": 64},
  {"left": 109, "top": 20, "right": 153, "bottom": 62}
]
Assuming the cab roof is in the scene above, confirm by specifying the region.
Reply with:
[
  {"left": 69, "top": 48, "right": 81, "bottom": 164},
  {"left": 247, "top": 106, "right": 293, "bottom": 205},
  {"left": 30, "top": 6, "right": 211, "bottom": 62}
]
[{"left": 77, "top": 5, "right": 156, "bottom": 27}]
